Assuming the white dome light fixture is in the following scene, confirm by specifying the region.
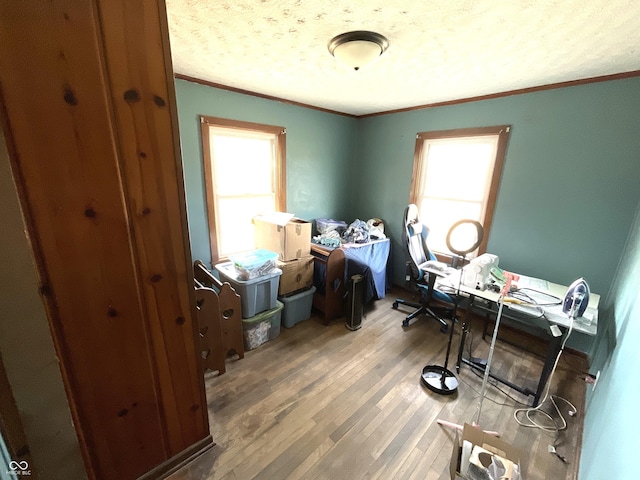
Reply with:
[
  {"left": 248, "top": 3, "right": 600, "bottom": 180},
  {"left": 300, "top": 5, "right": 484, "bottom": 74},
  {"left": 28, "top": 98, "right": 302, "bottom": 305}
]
[{"left": 328, "top": 31, "right": 389, "bottom": 71}]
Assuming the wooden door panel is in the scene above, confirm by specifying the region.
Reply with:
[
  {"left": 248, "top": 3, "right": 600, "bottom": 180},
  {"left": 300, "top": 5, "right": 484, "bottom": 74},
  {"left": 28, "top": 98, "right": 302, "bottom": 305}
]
[{"left": 0, "top": 1, "right": 211, "bottom": 479}]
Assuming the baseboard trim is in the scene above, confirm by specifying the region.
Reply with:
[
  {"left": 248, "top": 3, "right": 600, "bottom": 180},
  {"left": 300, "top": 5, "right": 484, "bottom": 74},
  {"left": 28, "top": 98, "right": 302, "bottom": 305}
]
[{"left": 138, "top": 435, "right": 215, "bottom": 480}]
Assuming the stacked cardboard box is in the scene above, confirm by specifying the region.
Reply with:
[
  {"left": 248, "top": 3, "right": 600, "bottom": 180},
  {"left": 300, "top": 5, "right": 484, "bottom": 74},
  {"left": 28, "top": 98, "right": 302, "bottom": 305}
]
[
  {"left": 254, "top": 214, "right": 314, "bottom": 296},
  {"left": 254, "top": 214, "right": 315, "bottom": 327},
  {"left": 276, "top": 255, "right": 314, "bottom": 296},
  {"left": 253, "top": 215, "right": 312, "bottom": 262}
]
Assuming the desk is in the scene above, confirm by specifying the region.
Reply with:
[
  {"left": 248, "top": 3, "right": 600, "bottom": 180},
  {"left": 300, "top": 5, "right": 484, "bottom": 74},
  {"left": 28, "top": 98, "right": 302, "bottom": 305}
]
[{"left": 438, "top": 270, "right": 599, "bottom": 406}]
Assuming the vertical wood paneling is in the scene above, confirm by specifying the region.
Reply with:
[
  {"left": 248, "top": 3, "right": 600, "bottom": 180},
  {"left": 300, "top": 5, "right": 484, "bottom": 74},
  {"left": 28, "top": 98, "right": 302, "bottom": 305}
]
[
  {"left": 96, "top": 0, "right": 209, "bottom": 454},
  {"left": 0, "top": 1, "right": 211, "bottom": 479},
  {"left": 0, "top": 2, "right": 166, "bottom": 477}
]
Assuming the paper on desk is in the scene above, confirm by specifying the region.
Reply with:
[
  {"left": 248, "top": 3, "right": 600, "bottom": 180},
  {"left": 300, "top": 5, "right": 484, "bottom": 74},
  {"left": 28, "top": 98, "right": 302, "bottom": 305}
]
[
  {"left": 436, "top": 268, "right": 463, "bottom": 287},
  {"left": 516, "top": 275, "right": 549, "bottom": 290},
  {"left": 508, "top": 301, "right": 597, "bottom": 330},
  {"left": 541, "top": 304, "right": 596, "bottom": 325}
]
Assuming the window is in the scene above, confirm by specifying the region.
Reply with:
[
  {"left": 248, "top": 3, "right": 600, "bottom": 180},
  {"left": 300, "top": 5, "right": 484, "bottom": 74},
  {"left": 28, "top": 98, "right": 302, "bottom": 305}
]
[
  {"left": 409, "top": 126, "right": 510, "bottom": 258},
  {"left": 200, "top": 116, "right": 286, "bottom": 261}
]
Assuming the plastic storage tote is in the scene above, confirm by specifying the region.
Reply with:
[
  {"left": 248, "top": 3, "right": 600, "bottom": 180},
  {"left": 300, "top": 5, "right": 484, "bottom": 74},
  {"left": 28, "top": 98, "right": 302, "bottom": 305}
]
[
  {"left": 216, "top": 262, "right": 282, "bottom": 318},
  {"left": 315, "top": 218, "right": 347, "bottom": 235},
  {"left": 279, "top": 286, "right": 316, "bottom": 328},
  {"left": 242, "top": 301, "right": 284, "bottom": 350}
]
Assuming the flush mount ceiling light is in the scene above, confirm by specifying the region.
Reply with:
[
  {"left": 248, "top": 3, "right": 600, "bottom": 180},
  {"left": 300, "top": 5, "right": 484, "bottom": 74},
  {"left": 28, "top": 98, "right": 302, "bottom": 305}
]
[{"left": 328, "top": 30, "right": 389, "bottom": 71}]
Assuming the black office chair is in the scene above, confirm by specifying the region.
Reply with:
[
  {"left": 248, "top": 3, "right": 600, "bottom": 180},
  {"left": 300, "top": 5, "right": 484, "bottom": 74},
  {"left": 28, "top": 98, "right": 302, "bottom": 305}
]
[{"left": 392, "top": 204, "right": 455, "bottom": 332}]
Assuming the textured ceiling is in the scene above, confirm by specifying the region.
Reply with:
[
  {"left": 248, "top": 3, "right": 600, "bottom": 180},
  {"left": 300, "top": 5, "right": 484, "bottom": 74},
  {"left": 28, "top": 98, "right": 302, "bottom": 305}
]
[{"left": 166, "top": 0, "right": 640, "bottom": 116}]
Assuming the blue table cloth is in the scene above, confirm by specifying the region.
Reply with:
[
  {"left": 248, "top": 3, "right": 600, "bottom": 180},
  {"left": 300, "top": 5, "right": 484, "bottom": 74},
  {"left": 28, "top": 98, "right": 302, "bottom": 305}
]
[{"left": 342, "top": 238, "right": 391, "bottom": 303}]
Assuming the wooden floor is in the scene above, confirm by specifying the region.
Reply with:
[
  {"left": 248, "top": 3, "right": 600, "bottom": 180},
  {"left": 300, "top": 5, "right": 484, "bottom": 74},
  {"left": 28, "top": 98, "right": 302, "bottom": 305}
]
[{"left": 169, "top": 287, "right": 588, "bottom": 480}]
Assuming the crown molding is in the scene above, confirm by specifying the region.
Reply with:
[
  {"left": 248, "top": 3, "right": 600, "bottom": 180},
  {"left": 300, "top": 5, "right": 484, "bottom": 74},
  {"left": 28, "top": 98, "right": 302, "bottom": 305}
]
[{"left": 175, "top": 70, "right": 640, "bottom": 119}]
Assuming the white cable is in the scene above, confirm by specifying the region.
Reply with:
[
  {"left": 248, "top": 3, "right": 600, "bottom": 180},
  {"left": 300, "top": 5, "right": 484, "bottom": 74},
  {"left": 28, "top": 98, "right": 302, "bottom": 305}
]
[{"left": 513, "top": 304, "right": 578, "bottom": 433}]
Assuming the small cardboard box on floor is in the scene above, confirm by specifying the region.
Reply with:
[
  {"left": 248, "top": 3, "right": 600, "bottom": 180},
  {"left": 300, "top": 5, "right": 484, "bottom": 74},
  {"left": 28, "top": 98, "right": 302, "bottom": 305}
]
[
  {"left": 254, "top": 213, "right": 311, "bottom": 261},
  {"left": 450, "top": 424, "right": 521, "bottom": 480}
]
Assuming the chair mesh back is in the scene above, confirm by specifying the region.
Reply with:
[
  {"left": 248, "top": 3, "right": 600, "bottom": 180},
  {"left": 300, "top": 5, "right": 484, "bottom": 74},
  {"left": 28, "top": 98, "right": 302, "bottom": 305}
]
[{"left": 403, "top": 204, "right": 435, "bottom": 282}]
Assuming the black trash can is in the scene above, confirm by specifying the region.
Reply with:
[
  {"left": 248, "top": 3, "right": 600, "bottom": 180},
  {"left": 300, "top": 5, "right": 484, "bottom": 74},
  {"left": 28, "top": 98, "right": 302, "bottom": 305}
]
[{"left": 345, "top": 274, "right": 365, "bottom": 331}]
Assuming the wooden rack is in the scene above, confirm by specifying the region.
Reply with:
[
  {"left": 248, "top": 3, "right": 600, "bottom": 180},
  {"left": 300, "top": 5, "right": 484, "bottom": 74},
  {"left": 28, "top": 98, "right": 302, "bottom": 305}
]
[{"left": 193, "top": 261, "right": 244, "bottom": 375}]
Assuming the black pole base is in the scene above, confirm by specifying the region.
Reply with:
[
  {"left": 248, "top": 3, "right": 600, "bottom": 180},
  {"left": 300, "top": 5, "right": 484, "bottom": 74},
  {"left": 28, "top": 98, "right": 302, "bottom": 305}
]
[
  {"left": 421, "top": 365, "right": 458, "bottom": 395},
  {"left": 345, "top": 322, "right": 362, "bottom": 331}
]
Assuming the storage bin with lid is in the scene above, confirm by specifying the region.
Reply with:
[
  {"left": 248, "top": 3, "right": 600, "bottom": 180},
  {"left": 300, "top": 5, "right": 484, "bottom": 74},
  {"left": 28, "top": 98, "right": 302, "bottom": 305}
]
[
  {"left": 242, "top": 301, "right": 284, "bottom": 350},
  {"left": 229, "top": 249, "right": 278, "bottom": 280},
  {"left": 279, "top": 286, "right": 316, "bottom": 328},
  {"left": 215, "top": 261, "right": 282, "bottom": 318}
]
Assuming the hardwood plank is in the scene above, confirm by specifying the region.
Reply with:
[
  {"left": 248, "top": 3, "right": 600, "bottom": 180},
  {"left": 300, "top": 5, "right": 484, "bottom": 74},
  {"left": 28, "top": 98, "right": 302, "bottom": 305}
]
[{"left": 168, "top": 288, "right": 586, "bottom": 480}]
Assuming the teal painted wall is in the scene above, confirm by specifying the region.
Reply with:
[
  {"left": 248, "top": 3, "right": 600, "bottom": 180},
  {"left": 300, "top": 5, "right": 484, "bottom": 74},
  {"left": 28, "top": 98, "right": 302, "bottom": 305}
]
[
  {"left": 580, "top": 200, "right": 640, "bottom": 480},
  {"left": 176, "top": 75, "right": 640, "bottom": 353},
  {"left": 174, "top": 79, "right": 357, "bottom": 267},
  {"left": 352, "top": 77, "right": 640, "bottom": 350}
]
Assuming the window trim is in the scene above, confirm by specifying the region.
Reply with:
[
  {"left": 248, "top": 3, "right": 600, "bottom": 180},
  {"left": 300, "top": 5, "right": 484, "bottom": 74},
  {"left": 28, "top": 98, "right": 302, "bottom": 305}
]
[
  {"left": 200, "top": 115, "right": 286, "bottom": 263},
  {"left": 409, "top": 125, "right": 510, "bottom": 260}
]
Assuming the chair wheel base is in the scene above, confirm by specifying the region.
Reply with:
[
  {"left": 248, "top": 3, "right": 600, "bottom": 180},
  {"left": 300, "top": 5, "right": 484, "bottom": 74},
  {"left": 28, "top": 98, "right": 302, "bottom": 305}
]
[{"left": 421, "top": 365, "right": 458, "bottom": 395}]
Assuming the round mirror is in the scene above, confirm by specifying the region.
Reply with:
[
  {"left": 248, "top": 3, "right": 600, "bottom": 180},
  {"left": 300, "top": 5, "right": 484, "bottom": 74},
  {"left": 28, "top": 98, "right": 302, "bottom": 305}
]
[{"left": 446, "top": 219, "right": 484, "bottom": 257}]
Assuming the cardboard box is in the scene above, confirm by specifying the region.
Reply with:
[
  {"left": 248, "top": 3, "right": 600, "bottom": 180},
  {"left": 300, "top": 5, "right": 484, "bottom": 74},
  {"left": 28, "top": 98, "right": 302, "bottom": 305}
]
[
  {"left": 450, "top": 424, "right": 521, "bottom": 480},
  {"left": 277, "top": 256, "right": 314, "bottom": 296},
  {"left": 254, "top": 214, "right": 311, "bottom": 261}
]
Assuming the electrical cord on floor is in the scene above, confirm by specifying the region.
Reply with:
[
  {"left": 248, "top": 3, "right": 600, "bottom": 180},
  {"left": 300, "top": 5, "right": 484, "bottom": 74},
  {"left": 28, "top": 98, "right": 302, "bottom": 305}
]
[
  {"left": 513, "top": 315, "right": 577, "bottom": 433},
  {"left": 461, "top": 320, "right": 574, "bottom": 463}
]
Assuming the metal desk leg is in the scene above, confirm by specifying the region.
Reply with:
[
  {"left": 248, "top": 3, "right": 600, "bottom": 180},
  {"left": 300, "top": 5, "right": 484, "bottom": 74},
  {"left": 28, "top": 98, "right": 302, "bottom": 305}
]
[
  {"left": 456, "top": 295, "right": 475, "bottom": 373},
  {"left": 533, "top": 331, "right": 564, "bottom": 406},
  {"left": 456, "top": 295, "right": 486, "bottom": 373}
]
